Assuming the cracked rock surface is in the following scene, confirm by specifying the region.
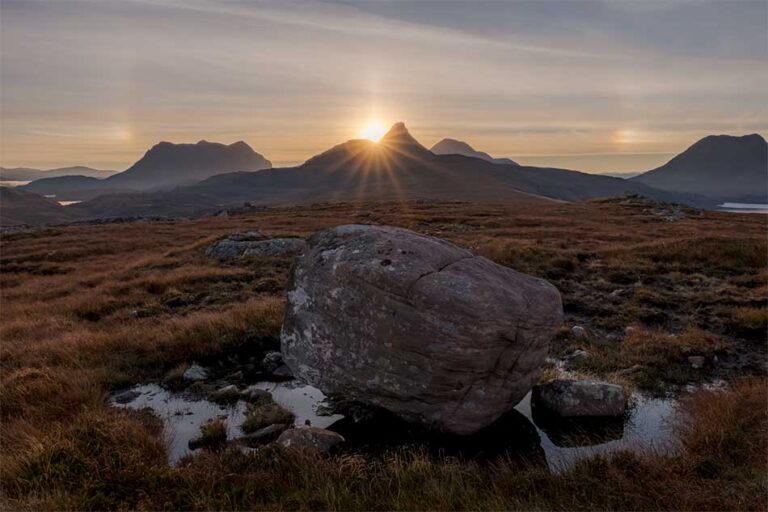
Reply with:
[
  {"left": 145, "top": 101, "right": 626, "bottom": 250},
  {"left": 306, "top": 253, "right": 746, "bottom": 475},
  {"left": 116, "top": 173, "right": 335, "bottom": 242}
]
[{"left": 281, "top": 224, "right": 563, "bottom": 435}]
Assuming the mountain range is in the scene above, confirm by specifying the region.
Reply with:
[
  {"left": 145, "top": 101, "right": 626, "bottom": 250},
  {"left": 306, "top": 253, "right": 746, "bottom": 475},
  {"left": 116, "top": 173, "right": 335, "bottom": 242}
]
[
  {"left": 3, "top": 123, "right": 765, "bottom": 226},
  {"left": 20, "top": 140, "right": 271, "bottom": 200},
  {"left": 430, "top": 138, "right": 519, "bottom": 165},
  {"left": 65, "top": 123, "right": 708, "bottom": 220},
  {"left": 0, "top": 166, "right": 116, "bottom": 182}
]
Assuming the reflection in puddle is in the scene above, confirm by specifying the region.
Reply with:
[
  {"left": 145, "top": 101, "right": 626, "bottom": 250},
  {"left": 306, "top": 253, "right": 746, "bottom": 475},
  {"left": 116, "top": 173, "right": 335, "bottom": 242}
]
[
  {"left": 111, "top": 381, "right": 340, "bottom": 464},
  {"left": 516, "top": 392, "right": 678, "bottom": 469},
  {"left": 113, "top": 380, "right": 678, "bottom": 470}
]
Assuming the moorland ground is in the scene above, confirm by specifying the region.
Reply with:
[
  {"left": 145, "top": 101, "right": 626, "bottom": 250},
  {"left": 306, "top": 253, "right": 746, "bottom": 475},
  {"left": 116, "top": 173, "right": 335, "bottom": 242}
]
[{"left": 1, "top": 198, "right": 766, "bottom": 510}]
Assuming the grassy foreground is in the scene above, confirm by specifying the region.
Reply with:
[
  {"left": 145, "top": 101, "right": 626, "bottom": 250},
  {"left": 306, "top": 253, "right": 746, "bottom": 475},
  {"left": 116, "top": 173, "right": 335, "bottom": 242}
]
[{"left": 1, "top": 199, "right": 766, "bottom": 510}]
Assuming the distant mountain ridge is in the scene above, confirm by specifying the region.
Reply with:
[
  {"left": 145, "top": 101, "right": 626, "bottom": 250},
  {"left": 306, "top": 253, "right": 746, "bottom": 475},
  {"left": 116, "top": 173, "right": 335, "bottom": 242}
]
[
  {"left": 631, "top": 134, "right": 767, "bottom": 201},
  {"left": 0, "top": 166, "right": 116, "bottom": 182},
  {"left": 20, "top": 140, "right": 272, "bottom": 200},
  {"left": 9, "top": 124, "right": 761, "bottom": 225},
  {"left": 105, "top": 140, "right": 272, "bottom": 190},
  {"left": 430, "top": 138, "right": 519, "bottom": 165},
  {"left": 70, "top": 122, "right": 708, "bottom": 219}
]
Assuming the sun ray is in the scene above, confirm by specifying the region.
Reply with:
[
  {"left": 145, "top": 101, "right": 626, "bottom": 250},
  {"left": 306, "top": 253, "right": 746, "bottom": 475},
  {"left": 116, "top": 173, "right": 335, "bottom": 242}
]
[{"left": 358, "top": 121, "right": 388, "bottom": 142}]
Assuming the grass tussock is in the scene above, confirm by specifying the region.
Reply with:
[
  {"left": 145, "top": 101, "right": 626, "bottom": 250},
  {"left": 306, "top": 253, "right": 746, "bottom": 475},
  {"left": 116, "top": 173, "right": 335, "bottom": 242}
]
[
  {"left": 727, "top": 306, "right": 768, "bottom": 340},
  {"left": 566, "top": 326, "right": 731, "bottom": 393},
  {"left": 191, "top": 419, "right": 229, "bottom": 451},
  {"left": 241, "top": 402, "right": 295, "bottom": 433},
  {"left": 640, "top": 237, "right": 767, "bottom": 273}
]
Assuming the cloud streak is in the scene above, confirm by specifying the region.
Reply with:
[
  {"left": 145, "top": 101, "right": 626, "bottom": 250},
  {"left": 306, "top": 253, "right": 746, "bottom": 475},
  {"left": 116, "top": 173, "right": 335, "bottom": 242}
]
[{"left": 1, "top": 0, "right": 765, "bottom": 173}]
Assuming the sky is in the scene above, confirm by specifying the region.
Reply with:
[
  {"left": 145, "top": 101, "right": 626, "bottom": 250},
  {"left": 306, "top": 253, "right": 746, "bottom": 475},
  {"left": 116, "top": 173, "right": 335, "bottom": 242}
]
[{"left": 1, "top": 0, "right": 766, "bottom": 173}]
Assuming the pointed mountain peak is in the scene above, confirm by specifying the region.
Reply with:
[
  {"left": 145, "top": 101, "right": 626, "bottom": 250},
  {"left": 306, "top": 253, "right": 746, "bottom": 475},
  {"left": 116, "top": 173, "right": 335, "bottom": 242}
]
[{"left": 379, "top": 122, "right": 423, "bottom": 147}]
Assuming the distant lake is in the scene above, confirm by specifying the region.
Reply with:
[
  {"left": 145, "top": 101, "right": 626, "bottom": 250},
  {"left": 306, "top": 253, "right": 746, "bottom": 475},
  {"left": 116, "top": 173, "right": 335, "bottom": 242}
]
[
  {"left": 59, "top": 200, "right": 82, "bottom": 206},
  {"left": 718, "top": 202, "right": 768, "bottom": 214},
  {"left": 0, "top": 180, "right": 30, "bottom": 187}
]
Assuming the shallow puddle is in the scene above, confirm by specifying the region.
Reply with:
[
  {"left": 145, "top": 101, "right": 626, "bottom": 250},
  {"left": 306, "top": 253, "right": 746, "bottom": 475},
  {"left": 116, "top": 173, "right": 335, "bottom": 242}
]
[
  {"left": 111, "top": 381, "right": 341, "bottom": 464},
  {"left": 515, "top": 391, "right": 678, "bottom": 469},
  {"left": 113, "top": 379, "right": 678, "bottom": 469}
]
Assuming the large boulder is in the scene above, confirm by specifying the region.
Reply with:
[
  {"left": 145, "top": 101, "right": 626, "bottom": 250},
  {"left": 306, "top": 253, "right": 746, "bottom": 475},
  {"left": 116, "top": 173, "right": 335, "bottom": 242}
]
[
  {"left": 531, "top": 379, "right": 627, "bottom": 417},
  {"left": 281, "top": 224, "right": 563, "bottom": 435}
]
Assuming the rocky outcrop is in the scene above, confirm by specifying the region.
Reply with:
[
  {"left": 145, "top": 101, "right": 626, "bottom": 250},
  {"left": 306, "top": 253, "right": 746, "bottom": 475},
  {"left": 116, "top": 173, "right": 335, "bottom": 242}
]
[
  {"left": 277, "top": 426, "right": 345, "bottom": 454},
  {"left": 206, "top": 236, "right": 306, "bottom": 260},
  {"left": 532, "top": 379, "right": 627, "bottom": 417},
  {"left": 281, "top": 224, "right": 563, "bottom": 435},
  {"left": 243, "top": 238, "right": 306, "bottom": 258}
]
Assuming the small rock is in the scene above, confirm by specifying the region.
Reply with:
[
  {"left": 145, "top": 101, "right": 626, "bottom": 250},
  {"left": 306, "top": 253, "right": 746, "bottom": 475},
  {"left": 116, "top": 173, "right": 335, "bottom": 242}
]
[
  {"left": 209, "top": 385, "right": 240, "bottom": 402},
  {"left": 206, "top": 237, "right": 306, "bottom": 260},
  {"left": 232, "top": 423, "right": 289, "bottom": 447},
  {"left": 262, "top": 351, "right": 284, "bottom": 373},
  {"left": 272, "top": 364, "right": 293, "bottom": 378},
  {"left": 276, "top": 426, "right": 345, "bottom": 454},
  {"left": 113, "top": 389, "right": 141, "bottom": 404},
  {"left": 616, "top": 364, "right": 644, "bottom": 376},
  {"left": 532, "top": 379, "right": 627, "bottom": 417},
  {"left": 571, "top": 326, "right": 587, "bottom": 339},
  {"left": 314, "top": 403, "right": 335, "bottom": 417},
  {"left": 242, "top": 238, "right": 307, "bottom": 258},
  {"left": 688, "top": 356, "right": 706, "bottom": 369},
  {"left": 226, "top": 370, "right": 244, "bottom": 382},
  {"left": 625, "top": 326, "right": 637, "bottom": 336},
  {"left": 186, "top": 381, "right": 213, "bottom": 395},
  {"left": 129, "top": 307, "right": 158, "bottom": 318},
  {"left": 228, "top": 230, "right": 265, "bottom": 242},
  {"left": 183, "top": 364, "right": 208, "bottom": 381},
  {"left": 568, "top": 349, "right": 589, "bottom": 360},
  {"left": 241, "top": 388, "right": 273, "bottom": 404}
]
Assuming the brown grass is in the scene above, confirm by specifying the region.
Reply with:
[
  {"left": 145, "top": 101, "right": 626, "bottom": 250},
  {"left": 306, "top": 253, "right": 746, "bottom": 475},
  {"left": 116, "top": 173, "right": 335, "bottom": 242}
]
[
  {"left": 2, "top": 380, "right": 765, "bottom": 511},
  {"left": 1, "top": 199, "right": 766, "bottom": 510}
]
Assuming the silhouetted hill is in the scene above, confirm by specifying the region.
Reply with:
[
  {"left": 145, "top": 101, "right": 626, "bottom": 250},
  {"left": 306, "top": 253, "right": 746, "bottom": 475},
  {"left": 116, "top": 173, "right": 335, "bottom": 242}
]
[
  {"left": 20, "top": 175, "right": 122, "bottom": 200},
  {"left": 71, "top": 191, "right": 224, "bottom": 220},
  {"left": 431, "top": 138, "right": 519, "bottom": 165},
  {"left": 0, "top": 187, "right": 83, "bottom": 226},
  {"left": 17, "top": 140, "right": 273, "bottom": 200},
  {"left": 72, "top": 123, "right": 710, "bottom": 219},
  {"left": 104, "top": 140, "right": 272, "bottom": 190},
  {"left": 632, "top": 134, "right": 767, "bottom": 201},
  {"left": 0, "top": 166, "right": 116, "bottom": 182}
]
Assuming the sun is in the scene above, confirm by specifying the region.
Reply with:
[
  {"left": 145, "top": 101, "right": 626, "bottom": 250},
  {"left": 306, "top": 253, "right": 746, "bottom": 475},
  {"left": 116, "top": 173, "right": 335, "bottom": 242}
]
[{"left": 358, "top": 121, "right": 388, "bottom": 142}]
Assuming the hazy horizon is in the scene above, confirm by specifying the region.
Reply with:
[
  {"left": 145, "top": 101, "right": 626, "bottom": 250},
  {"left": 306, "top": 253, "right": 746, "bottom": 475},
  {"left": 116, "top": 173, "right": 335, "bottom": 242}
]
[{"left": 1, "top": 0, "right": 766, "bottom": 173}]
